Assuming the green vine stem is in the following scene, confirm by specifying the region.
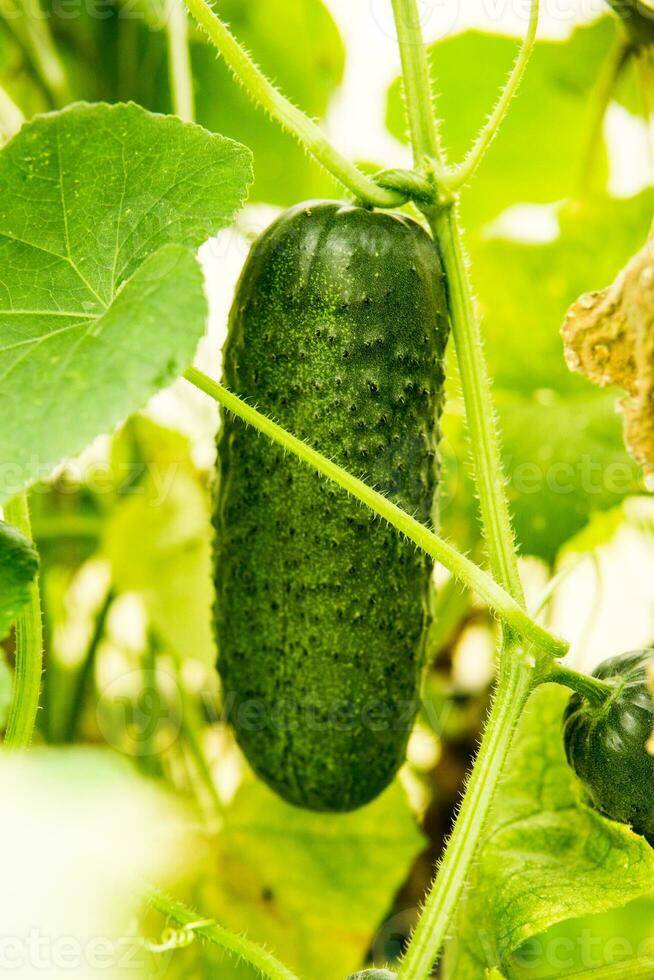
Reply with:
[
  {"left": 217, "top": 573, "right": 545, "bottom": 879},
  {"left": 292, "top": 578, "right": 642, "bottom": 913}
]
[
  {"left": 637, "top": 44, "right": 654, "bottom": 165},
  {"left": 399, "top": 655, "right": 532, "bottom": 978},
  {"left": 540, "top": 663, "right": 615, "bottom": 707},
  {"left": 578, "top": 35, "right": 632, "bottom": 193},
  {"left": 425, "top": 204, "right": 524, "bottom": 604},
  {"left": 446, "top": 0, "right": 540, "bottom": 190},
  {"left": 3, "top": 491, "right": 44, "bottom": 747},
  {"left": 166, "top": 0, "right": 195, "bottom": 122},
  {"left": 389, "top": 0, "right": 444, "bottom": 171},
  {"left": 63, "top": 588, "right": 114, "bottom": 742},
  {"left": 184, "top": 367, "right": 566, "bottom": 659},
  {"left": 180, "top": 0, "right": 408, "bottom": 209},
  {"left": 388, "top": 0, "right": 525, "bottom": 604},
  {"left": 3, "top": 0, "right": 72, "bottom": 106},
  {"left": 143, "top": 886, "right": 300, "bottom": 980},
  {"left": 389, "top": 0, "right": 541, "bottom": 973}
]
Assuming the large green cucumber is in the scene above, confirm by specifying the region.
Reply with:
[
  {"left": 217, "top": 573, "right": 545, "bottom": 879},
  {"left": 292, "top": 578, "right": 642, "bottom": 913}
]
[{"left": 214, "top": 200, "right": 449, "bottom": 811}]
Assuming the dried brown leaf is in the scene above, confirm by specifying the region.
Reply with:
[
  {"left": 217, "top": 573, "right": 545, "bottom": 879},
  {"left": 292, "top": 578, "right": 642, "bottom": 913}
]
[{"left": 562, "top": 227, "right": 654, "bottom": 482}]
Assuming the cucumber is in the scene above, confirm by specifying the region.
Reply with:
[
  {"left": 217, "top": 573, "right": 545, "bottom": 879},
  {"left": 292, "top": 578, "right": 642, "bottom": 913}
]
[{"left": 214, "top": 200, "right": 449, "bottom": 811}]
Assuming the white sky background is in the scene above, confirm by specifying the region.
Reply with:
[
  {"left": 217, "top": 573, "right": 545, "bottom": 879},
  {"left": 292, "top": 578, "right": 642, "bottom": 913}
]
[{"left": 323, "top": 0, "right": 601, "bottom": 166}]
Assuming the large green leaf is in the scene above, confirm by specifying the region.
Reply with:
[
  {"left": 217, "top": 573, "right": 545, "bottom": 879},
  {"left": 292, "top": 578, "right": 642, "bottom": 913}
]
[
  {"left": 448, "top": 686, "right": 654, "bottom": 978},
  {"left": 202, "top": 779, "right": 425, "bottom": 979},
  {"left": 511, "top": 895, "right": 654, "bottom": 977},
  {"left": 0, "top": 518, "right": 38, "bottom": 640},
  {"left": 386, "top": 18, "right": 617, "bottom": 228},
  {"left": 496, "top": 390, "right": 641, "bottom": 562},
  {"left": 0, "top": 102, "right": 252, "bottom": 504},
  {"left": 103, "top": 417, "right": 216, "bottom": 667},
  {"left": 470, "top": 191, "right": 654, "bottom": 396}
]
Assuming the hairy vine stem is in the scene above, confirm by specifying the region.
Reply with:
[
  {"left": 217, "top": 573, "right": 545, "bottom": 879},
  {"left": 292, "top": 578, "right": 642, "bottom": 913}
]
[
  {"left": 3, "top": 491, "right": 44, "bottom": 747},
  {"left": 541, "top": 663, "right": 615, "bottom": 707},
  {"left": 445, "top": 0, "right": 540, "bottom": 190},
  {"left": 425, "top": 204, "right": 525, "bottom": 605},
  {"left": 389, "top": 0, "right": 445, "bottom": 171},
  {"left": 400, "top": 653, "right": 532, "bottom": 976},
  {"left": 389, "top": 0, "right": 541, "bottom": 974},
  {"left": 185, "top": 367, "right": 566, "bottom": 661},
  {"left": 181, "top": 0, "right": 409, "bottom": 209},
  {"left": 144, "top": 887, "right": 300, "bottom": 980},
  {"left": 166, "top": 0, "right": 195, "bottom": 123}
]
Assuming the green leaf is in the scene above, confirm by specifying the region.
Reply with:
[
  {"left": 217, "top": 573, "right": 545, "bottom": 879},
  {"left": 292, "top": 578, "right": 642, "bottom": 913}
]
[
  {"left": 449, "top": 685, "right": 654, "bottom": 979},
  {"left": 386, "top": 18, "right": 617, "bottom": 228},
  {"left": 441, "top": 191, "right": 653, "bottom": 562},
  {"left": 512, "top": 895, "right": 654, "bottom": 977},
  {"left": 202, "top": 779, "right": 425, "bottom": 979},
  {"left": 470, "top": 191, "right": 654, "bottom": 396},
  {"left": 0, "top": 102, "right": 252, "bottom": 504},
  {"left": 0, "top": 518, "right": 38, "bottom": 640},
  {"left": 498, "top": 390, "right": 641, "bottom": 563},
  {"left": 103, "top": 417, "right": 216, "bottom": 667},
  {"left": 182, "top": 0, "right": 344, "bottom": 206}
]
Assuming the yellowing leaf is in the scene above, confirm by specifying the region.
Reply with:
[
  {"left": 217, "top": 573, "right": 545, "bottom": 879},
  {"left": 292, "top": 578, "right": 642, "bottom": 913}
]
[
  {"left": 202, "top": 779, "right": 425, "bottom": 979},
  {"left": 562, "top": 224, "right": 654, "bottom": 483}
]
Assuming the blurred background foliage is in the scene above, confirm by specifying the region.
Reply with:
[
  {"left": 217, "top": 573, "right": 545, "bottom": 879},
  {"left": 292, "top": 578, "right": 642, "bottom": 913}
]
[{"left": 1, "top": 0, "right": 654, "bottom": 975}]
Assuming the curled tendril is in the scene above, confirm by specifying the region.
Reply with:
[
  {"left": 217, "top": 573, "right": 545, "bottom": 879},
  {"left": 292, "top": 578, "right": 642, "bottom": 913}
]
[{"left": 142, "top": 918, "right": 215, "bottom": 954}]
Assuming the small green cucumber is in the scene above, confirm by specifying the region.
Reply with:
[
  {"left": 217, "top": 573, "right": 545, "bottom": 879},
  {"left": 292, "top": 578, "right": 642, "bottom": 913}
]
[
  {"left": 214, "top": 200, "right": 449, "bottom": 811},
  {"left": 563, "top": 649, "right": 654, "bottom": 841}
]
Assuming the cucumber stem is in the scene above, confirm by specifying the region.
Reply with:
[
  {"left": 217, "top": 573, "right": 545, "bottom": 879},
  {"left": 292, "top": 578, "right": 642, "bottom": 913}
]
[
  {"left": 542, "top": 664, "right": 615, "bottom": 707},
  {"left": 390, "top": 1, "right": 539, "bottom": 975},
  {"left": 184, "top": 366, "right": 568, "bottom": 661},
  {"left": 143, "top": 886, "right": 301, "bottom": 980},
  {"left": 389, "top": 0, "right": 445, "bottom": 170},
  {"left": 3, "top": 491, "right": 44, "bottom": 747},
  {"left": 425, "top": 202, "right": 525, "bottom": 606},
  {"left": 180, "top": 0, "right": 407, "bottom": 209},
  {"left": 398, "top": 653, "right": 532, "bottom": 978}
]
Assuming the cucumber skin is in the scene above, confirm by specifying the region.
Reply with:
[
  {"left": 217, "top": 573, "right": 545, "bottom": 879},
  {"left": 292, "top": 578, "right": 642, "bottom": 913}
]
[{"left": 214, "top": 200, "right": 449, "bottom": 812}]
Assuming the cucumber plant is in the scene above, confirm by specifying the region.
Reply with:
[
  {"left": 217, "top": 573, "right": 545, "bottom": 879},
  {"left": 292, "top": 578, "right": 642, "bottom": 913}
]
[{"left": 0, "top": 0, "right": 653, "bottom": 977}]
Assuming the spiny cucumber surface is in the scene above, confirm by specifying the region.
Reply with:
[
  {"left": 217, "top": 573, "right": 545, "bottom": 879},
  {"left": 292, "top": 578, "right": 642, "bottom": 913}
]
[{"left": 214, "top": 200, "right": 449, "bottom": 811}]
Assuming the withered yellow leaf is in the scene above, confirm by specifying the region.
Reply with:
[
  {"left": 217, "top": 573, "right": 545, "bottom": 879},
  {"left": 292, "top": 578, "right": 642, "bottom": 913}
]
[{"left": 562, "top": 227, "right": 654, "bottom": 482}]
